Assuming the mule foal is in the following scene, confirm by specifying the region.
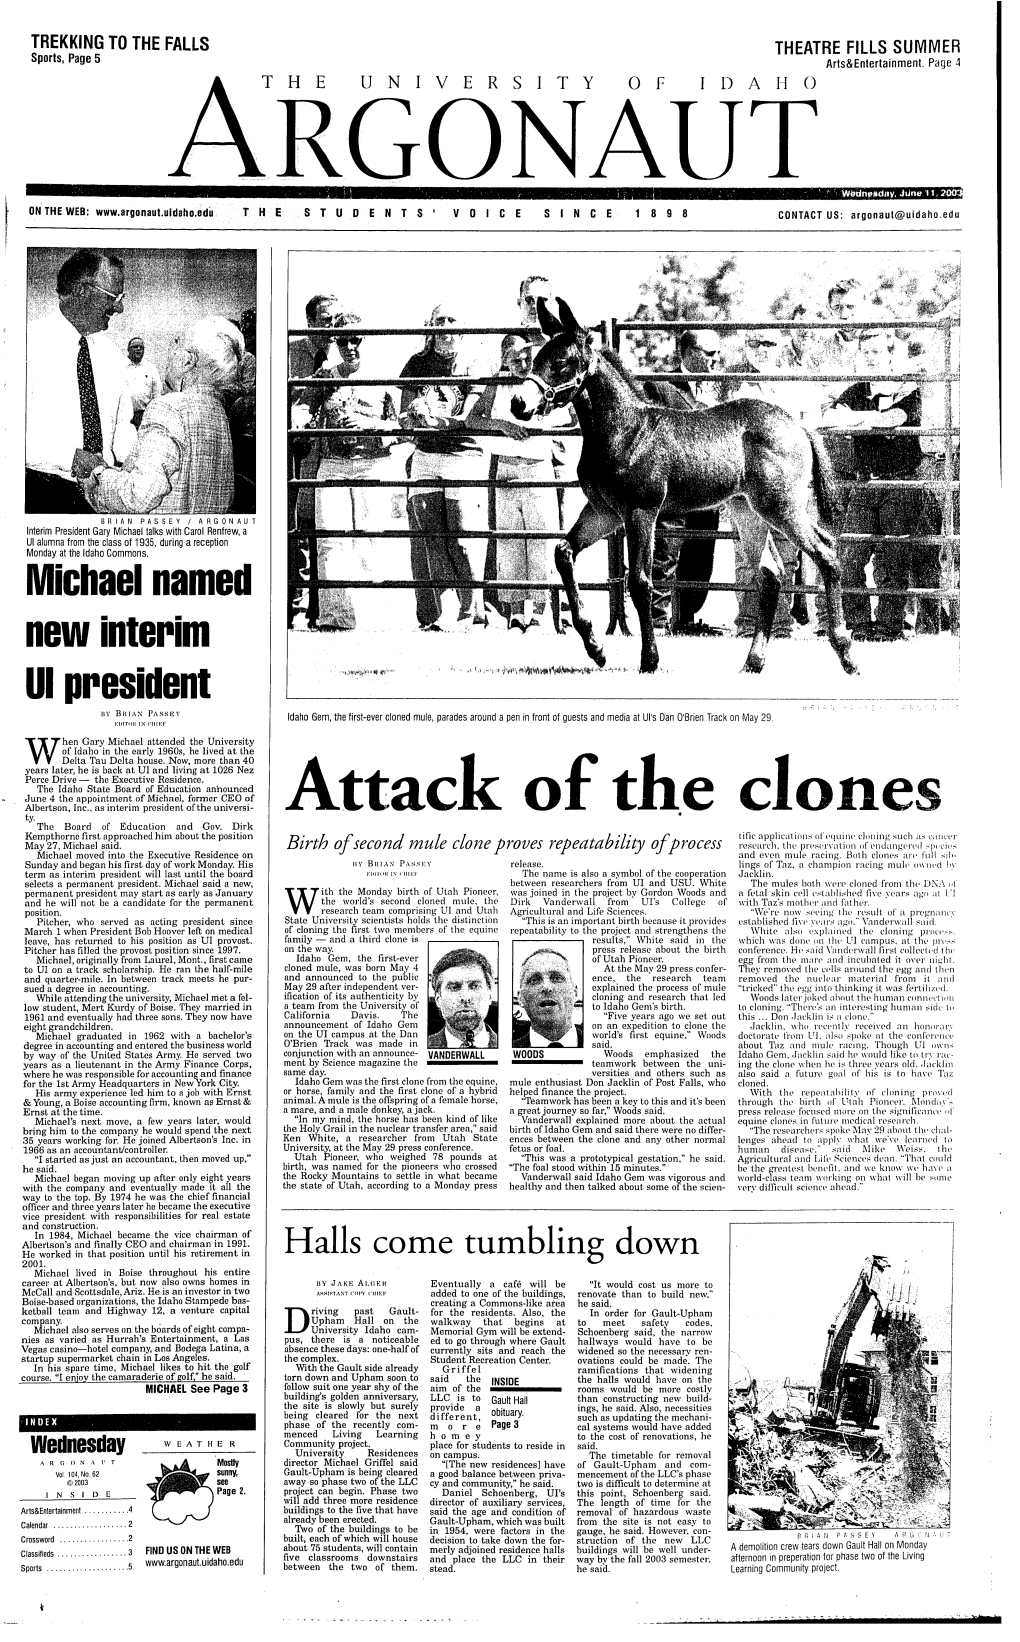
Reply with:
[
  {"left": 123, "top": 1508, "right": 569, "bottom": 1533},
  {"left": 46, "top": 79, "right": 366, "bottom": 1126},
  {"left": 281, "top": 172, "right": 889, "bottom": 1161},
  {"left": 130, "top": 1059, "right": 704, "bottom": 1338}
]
[
  {"left": 742, "top": 531, "right": 787, "bottom": 675},
  {"left": 744, "top": 526, "right": 855, "bottom": 678},
  {"left": 626, "top": 506, "right": 661, "bottom": 674},
  {"left": 517, "top": 293, "right": 858, "bottom": 678},
  {"left": 553, "top": 501, "right": 620, "bottom": 670}
]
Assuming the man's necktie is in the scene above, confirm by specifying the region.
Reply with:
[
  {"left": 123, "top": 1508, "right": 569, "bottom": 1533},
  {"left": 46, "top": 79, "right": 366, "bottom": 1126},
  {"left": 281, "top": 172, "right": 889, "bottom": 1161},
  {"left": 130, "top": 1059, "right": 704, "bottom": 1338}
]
[
  {"left": 77, "top": 336, "right": 103, "bottom": 455},
  {"left": 463, "top": 1031, "right": 475, "bottom": 1047},
  {"left": 547, "top": 1040, "right": 564, "bottom": 1048}
]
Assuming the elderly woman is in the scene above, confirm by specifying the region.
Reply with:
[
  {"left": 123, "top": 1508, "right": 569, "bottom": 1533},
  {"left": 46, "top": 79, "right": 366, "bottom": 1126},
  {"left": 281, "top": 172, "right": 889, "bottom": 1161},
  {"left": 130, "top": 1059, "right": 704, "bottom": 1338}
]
[{"left": 86, "top": 316, "right": 243, "bottom": 514}]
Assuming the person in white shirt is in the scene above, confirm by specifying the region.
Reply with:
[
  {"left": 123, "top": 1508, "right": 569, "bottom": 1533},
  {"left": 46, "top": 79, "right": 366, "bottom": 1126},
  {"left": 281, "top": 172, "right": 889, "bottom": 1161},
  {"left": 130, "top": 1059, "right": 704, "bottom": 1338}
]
[
  {"left": 650, "top": 328, "right": 724, "bottom": 633},
  {"left": 25, "top": 249, "right": 136, "bottom": 513},
  {"left": 820, "top": 328, "right": 943, "bottom": 640},
  {"left": 399, "top": 305, "right": 491, "bottom": 629},
  {"left": 790, "top": 282, "right": 866, "bottom": 630},
  {"left": 124, "top": 336, "right": 163, "bottom": 427},
  {"left": 729, "top": 327, "right": 806, "bottom": 638},
  {"left": 471, "top": 333, "right": 560, "bottom": 631},
  {"left": 790, "top": 278, "right": 865, "bottom": 417},
  {"left": 311, "top": 318, "right": 400, "bottom": 630}
]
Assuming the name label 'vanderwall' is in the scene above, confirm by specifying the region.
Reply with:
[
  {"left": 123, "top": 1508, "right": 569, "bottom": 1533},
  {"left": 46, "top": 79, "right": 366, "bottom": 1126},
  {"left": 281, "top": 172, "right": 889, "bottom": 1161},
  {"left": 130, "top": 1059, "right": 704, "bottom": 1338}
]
[{"left": 428, "top": 1048, "right": 491, "bottom": 1060}]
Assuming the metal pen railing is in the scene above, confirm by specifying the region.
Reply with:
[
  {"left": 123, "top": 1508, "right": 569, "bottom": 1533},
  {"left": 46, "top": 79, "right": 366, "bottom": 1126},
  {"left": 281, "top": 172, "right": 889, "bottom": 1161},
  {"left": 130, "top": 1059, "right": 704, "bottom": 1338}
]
[{"left": 287, "top": 315, "right": 959, "bottom": 636}]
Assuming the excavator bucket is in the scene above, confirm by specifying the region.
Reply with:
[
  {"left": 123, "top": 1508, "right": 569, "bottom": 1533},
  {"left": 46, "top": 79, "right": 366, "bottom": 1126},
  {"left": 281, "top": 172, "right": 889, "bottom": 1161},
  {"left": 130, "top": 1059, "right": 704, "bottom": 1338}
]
[
  {"left": 871, "top": 1265, "right": 918, "bottom": 1336},
  {"left": 806, "top": 1255, "right": 921, "bottom": 1441}
]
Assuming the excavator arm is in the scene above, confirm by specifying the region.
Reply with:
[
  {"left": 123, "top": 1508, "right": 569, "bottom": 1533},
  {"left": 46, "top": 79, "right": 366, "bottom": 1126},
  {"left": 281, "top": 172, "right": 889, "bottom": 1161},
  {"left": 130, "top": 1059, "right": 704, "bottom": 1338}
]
[
  {"left": 813, "top": 1255, "right": 917, "bottom": 1425},
  {"left": 816, "top": 1255, "right": 891, "bottom": 1410}
]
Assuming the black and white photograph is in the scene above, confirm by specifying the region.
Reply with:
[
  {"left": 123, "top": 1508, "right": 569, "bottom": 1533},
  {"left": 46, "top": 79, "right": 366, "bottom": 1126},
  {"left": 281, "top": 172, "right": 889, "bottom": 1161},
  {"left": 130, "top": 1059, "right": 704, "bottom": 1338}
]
[
  {"left": 6, "top": 0, "right": 1004, "bottom": 1629},
  {"left": 287, "top": 248, "right": 959, "bottom": 699},
  {"left": 729, "top": 1222, "right": 952, "bottom": 1532},
  {"left": 511, "top": 940, "right": 585, "bottom": 1062},
  {"left": 26, "top": 246, "right": 257, "bottom": 516},
  {"left": 426, "top": 940, "right": 499, "bottom": 1063}
]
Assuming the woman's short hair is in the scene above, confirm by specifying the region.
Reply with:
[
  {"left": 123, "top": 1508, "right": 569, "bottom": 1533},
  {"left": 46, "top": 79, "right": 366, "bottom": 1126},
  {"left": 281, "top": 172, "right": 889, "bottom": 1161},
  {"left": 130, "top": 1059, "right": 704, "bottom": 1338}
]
[{"left": 191, "top": 316, "right": 246, "bottom": 392}]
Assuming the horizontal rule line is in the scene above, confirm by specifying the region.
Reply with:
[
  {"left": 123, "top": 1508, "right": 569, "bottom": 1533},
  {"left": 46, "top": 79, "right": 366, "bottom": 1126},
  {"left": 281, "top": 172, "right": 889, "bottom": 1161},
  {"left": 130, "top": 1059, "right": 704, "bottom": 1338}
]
[{"left": 25, "top": 184, "right": 962, "bottom": 202}]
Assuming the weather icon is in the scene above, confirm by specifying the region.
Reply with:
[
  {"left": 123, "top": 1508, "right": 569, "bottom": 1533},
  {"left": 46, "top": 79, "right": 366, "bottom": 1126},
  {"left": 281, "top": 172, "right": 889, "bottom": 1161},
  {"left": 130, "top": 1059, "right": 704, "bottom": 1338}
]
[{"left": 147, "top": 1460, "right": 215, "bottom": 1525}]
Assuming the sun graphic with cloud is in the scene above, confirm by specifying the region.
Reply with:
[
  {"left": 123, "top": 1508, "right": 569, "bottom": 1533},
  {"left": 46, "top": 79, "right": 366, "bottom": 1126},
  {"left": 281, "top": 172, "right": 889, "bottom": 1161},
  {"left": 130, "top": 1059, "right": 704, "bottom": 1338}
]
[{"left": 147, "top": 1460, "right": 215, "bottom": 1524}]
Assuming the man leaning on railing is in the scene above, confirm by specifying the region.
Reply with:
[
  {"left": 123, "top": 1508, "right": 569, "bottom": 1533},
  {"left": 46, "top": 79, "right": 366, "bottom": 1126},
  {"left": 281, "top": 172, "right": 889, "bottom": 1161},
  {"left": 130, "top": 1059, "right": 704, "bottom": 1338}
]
[{"left": 820, "top": 328, "right": 943, "bottom": 642}]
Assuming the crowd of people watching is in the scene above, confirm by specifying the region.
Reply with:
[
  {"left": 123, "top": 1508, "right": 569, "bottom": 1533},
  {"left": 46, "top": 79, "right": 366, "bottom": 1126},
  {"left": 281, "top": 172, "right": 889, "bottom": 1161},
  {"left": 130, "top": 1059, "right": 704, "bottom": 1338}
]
[
  {"left": 25, "top": 249, "right": 256, "bottom": 516},
  {"left": 288, "top": 272, "right": 958, "bottom": 641}
]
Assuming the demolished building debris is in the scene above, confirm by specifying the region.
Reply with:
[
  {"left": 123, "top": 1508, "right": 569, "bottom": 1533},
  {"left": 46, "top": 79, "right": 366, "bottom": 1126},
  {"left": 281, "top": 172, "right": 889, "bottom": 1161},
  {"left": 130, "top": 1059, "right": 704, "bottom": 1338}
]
[{"left": 727, "top": 1375, "right": 949, "bottom": 1531}]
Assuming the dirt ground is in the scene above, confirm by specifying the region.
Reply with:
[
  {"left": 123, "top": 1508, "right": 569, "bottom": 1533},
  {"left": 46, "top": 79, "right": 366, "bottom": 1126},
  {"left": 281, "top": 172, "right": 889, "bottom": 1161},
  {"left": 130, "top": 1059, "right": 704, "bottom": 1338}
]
[
  {"left": 728, "top": 1382, "right": 950, "bottom": 1532},
  {"left": 287, "top": 620, "right": 959, "bottom": 703}
]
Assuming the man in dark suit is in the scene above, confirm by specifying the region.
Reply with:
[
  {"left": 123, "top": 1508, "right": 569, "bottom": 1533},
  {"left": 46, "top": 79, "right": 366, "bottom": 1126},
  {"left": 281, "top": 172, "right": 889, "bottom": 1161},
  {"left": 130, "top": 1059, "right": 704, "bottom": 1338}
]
[
  {"left": 427, "top": 947, "right": 498, "bottom": 1050},
  {"left": 512, "top": 948, "right": 583, "bottom": 1049}
]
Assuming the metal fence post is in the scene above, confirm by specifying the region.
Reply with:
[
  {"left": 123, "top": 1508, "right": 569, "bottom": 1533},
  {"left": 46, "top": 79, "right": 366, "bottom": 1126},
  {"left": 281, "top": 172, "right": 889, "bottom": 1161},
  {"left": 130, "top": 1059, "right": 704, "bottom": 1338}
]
[
  {"left": 941, "top": 318, "right": 959, "bottom": 634},
  {"left": 604, "top": 315, "right": 630, "bottom": 636}
]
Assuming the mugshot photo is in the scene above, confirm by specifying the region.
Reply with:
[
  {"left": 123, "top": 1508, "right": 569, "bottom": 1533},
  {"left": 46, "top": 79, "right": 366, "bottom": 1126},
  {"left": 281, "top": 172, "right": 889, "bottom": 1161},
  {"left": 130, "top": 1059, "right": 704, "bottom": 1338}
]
[
  {"left": 511, "top": 940, "right": 584, "bottom": 1061},
  {"left": 426, "top": 941, "right": 499, "bottom": 1063},
  {"left": 25, "top": 245, "right": 256, "bottom": 516}
]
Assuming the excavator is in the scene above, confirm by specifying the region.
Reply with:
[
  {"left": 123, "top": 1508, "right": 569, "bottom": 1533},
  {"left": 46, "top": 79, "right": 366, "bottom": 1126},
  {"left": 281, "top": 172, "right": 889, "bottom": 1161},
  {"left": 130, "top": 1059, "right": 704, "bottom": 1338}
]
[{"left": 794, "top": 1255, "right": 917, "bottom": 1440}]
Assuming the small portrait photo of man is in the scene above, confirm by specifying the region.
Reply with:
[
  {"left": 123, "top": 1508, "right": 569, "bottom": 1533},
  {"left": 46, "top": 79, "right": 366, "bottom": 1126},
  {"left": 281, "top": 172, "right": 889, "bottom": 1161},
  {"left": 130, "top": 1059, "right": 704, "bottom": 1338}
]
[
  {"left": 426, "top": 942, "right": 499, "bottom": 1063},
  {"left": 512, "top": 941, "right": 584, "bottom": 1062}
]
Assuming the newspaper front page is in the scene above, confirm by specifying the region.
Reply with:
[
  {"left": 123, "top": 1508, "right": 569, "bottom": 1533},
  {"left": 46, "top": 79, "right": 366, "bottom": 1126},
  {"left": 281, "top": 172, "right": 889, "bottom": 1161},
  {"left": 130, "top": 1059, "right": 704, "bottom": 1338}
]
[{"left": 4, "top": 2, "right": 1006, "bottom": 1632}]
